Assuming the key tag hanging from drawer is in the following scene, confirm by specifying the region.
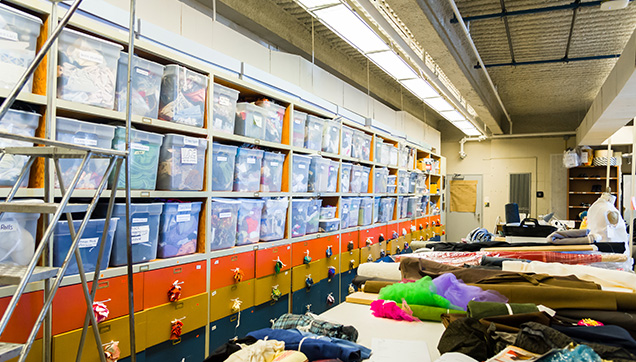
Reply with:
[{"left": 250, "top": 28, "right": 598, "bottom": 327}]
[
  {"left": 347, "top": 240, "right": 354, "bottom": 252},
  {"left": 328, "top": 266, "right": 336, "bottom": 280},
  {"left": 380, "top": 249, "right": 386, "bottom": 258},
  {"left": 271, "top": 285, "right": 282, "bottom": 301},
  {"left": 102, "top": 340, "right": 120, "bottom": 362},
  {"left": 402, "top": 228, "right": 407, "bottom": 236},
  {"left": 232, "top": 268, "right": 244, "bottom": 283},
  {"left": 348, "top": 284, "right": 355, "bottom": 294},
  {"left": 325, "top": 245, "right": 333, "bottom": 258},
  {"left": 168, "top": 280, "right": 184, "bottom": 302},
  {"left": 395, "top": 245, "right": 401, "bottom": 254},
  {"left": 349, "top": 259, "right": 355, "bottom": 269},
  {"left": 170, "top": 317, "right": 185, "bottom": 341},
  {"left": 367, "top": 255, "right": 373, "bottom": 262},
  {"left": 231, "top": 298, "right": 243, "bottom": 329},
  {"left": 303, "top": 250, "right": 312, "bottom": 264},
  {"left": 365, "top": 237, "right": 373, "bottom": 247},
  {"left": 93, "top": 299, "right": 110, "bottom": 323},
  {"left": 392, "top": 231, "right": 399, "bottom": 240},
  {"left": 378, "top": 234, "right": 385, "bottom": 243},
  {"left": 274, "top": 257, "right": 286, "bottom": 275},
  {"left": 326, "top": 292, "right": 335, "bottom": 306},
  {"left": 305, "top": 275, "right": 314, "bottom": 290}
]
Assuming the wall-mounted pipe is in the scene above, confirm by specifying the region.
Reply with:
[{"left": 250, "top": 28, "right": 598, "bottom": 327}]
[
  {"left": 490, "top": 131, "right": 576, "bottom": 139},
  {"left": 459, "top": 136, "right": 487, "bottom": 159}
]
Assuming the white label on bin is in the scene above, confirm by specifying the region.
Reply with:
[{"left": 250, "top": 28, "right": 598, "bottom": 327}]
[
  {"left": 294, "top": 119, "right": 301, "bottom": 125},
  {"left": 216, "top": 156, "right": 227, "bottom": 162},
  {"left": 247, "top": 158, "right": 256, "bottom": 164},
  {"left": 270, "top": 162, "right": 279, "bottom": 167},
  {"left": 314, "top": 125, "right": 320, "bottom": 130},
  {"left": 79, "top": 237, "right": 99, "bottom": 248},
  {"left": 219, "top": 96, "right": 231, "bottom": 106},
  {"left": 298, "top": 164, "right": 305, "bottom": 169},
  {"left": 0, "top": 221, "right": 17, "bottom": 233},
  {"left": 135, "top": 67, "right": 150, "bottom": 77},
  {"left": 183, "top": 137, "right": 199, "bottom": 146},
  {"left": 219, "top": 212, "right": 232, "bottom": 219},
  {"left": 181, "top": 148, "right": 198, "bottom": 164},
  {"left": 178, "top": 203, "right": 192, "bottom": 212},
  {"left": 73, "top": 137, "right": 98, "bottom": 146},
  {"left": 131, "top": 225, "right": 150, "bottom": 244},
  {"left": 133, "top": 217, "right": 148, "bottom": 223},
  {"left": 253, "top": 114, "right": 263, "bottom": 127},
  {"left": 78, "top": 50, "right": 103, "bottom": 64},
  {"left": 132, "top": 142, "right": 149, "bottom": 151},
  {"left": 354, "top": 172, "right": 360, "bottom": 176},
  {"left": 176, "top": 214, "right": 191, "bottom": 222},
  {"left": 0, "top": 29, "right": 18, "bottom": 42}
]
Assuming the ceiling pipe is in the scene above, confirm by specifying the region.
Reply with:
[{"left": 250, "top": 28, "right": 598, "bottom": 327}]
[
  {"left": 448, "top": 0, "right": 513, "bottom": 134},
  {"left": 459, "top": 135, "right": 487, "bottom": 159},
  {"left": 479, "top": 54, "right": 621, "bottom": 68},
  {"left": 490, "top": 131, "right": 576, "bottom": 139}
]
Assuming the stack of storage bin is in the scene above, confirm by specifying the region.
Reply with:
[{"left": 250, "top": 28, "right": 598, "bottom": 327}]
[
  {"left": 212, "top": 143, "right": 238, "bottom": 191},
  {"left": 115, "top": 52, "right": 164, "bottom": 118},
  {"left": 261, "top": 152, "right": 285, "bottom": 192},
  {"left": 210, "top": 199, "right": 240, "bottom": 251},
  {"left": 291, "top": 199, "right": 310, "bottom": 238},
  {"left": 159, "top": 65, "right": 207, "bottom": 127},
  {"left": 236, "top": 199, "right": 264, "bottom": 246},
  {"left": 260, "top": 198, "right": 289, "bottom": 241},
  {"left": 291, "top": 154, "right": 311, "bottom": 192},
  {"left": 112, "top": 127, "right": 164, "bottom": 190},
  {"left": 234, "top": 148, "right": 264, "bottom": 192},
  {"left": 157, "top": 134, "right": 208, "bottom": 191},
  {"left": 157, "top": 202, "right": 202, "bottom": 258},
  {"left": 212, "top": 83, "right": 240, "bottom": 134},
  {"left": 53, "top": 218, "right": 118, "bottom": 275},
  {"left": 387, "top": 175, "right": 397, "bottom": 194},
  {"left": 0, "top": 109, "right": 40, "bottom": 187},
  {"left": 0, "top": 4, "right": 42, "bottom": 92}
]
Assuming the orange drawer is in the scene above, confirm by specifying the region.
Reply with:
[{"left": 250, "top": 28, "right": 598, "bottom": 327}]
[
  {"left": 340, "top": 230, "right": 359, "bottom": 253},
  {"left": 291, "top": 236, "right": 334, "bottom": 267},
  {"left": 341, "top": 249, "right": 360, "bottom": 271},
  {"left": 144, "top": 260, "right": 206, "bottom": 309},
  {"left": 0, "top": 291, "right": 43, "bottom": 342},
  {"left": 210, "top": 252, "right": 255, "bottom": 290},
  {"left": 399, "top": 221, "right": 412, "bottom": 237},
  {"left": 255, "top": 244, "right": 291, "bottom": 278},
  {"left": 386, "top": 223, "right": 400, "bottom": 240},
  {"left": 52, "top": 273, "right": 144, "bottom": 335},
  {"left": 431, "top": 215, "right": 441, "bottom": 225}
]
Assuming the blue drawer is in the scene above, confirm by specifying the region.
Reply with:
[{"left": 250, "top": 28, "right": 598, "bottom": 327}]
[
  {"left": 145, "top": 326, "right": 205, "bottom": 362},
  {"left": 292, "top": 279, "right": 324, "bottom": 315},
  {"left": 250, "top": 298, "right": 290, "bottom": 331},
  {"left": 209, "top": 307, "right": 254, "bottom": 353},
  {"left": 340, "top": 268, "right": 358, "bottom": 303}
]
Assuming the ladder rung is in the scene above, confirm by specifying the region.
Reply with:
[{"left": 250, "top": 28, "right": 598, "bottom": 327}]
[
  {"left": 0, "top": 265, "right": 58, "bottom": 285},
  {"left": 1, "top": 146, "right": 118, "bottom": 158},
  {"left": 0, "top": 202, "right": 88, "bottom": 214},
  {"left": 0, "top": 342, "right": 22, "bottom": 361}
]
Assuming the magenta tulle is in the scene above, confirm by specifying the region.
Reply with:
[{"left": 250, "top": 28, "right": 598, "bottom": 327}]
[
  {"left": 432, "top": 273, "right": 508, "bottom": 310},
  {"left": 370, "top": 300, "right": 419, "bottom": 322}
]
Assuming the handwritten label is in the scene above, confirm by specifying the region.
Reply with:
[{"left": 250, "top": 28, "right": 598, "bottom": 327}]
[
  {"left": 132, "top": 217, "right": 148, "bottom": 223},
  {"left": 132, "top": 142, "right": 149, "bottom": 151},
  {"left": 131, "top": 225, "right": 150, "bottom": 244},
  {"left": 78, "top": 50, "right": 103, "bottom": 64},
  {"left": 219, "top": 212, "right": 232, "bottom": 219},
  {"left": 178, "top": 203, "right": 192, "bottom": 212},
  {"left": 176, "top": 214, "right": 191, "bottom": 223},
  {"left": 270, "top": 162, "right": 279, "bottom": 167},
  {"left": 216, "top": 156, "right": 227, "bottom": 162},
  {"left": 0, "top": 29, "right": 18, "bottom": 42},
  {"left": 298, "top": 164, "right": 306, "bottom": 169},
  {"left": 79, "top": 237, "right": 99, "bottom": 248},
  {"left": 219, "top": 96, "right": 231, "bottom": 106},
  {"left": 183, "top": 137, "right": 199, "bottom": 146},
  {"left": 247, "top": 158, "right": 256, "bottom": 164},
  {"left": 135, "top": 67, "right": 150, "bottom": 76},
  {"left": 181, "top": 148, "right": 198, "bottom": 164},
  {"left": 73, "top": 137, "right": 98, "bottom": 146}
]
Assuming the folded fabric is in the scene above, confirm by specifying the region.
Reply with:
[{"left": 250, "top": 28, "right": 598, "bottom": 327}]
[
  {"left": 437, "top": 317, "right": 494, "bottom": 361},
  {"left": 528, "top": 344, "right": 601, "bottom": 362},
  {"left": 467, "top": 301, "right": 538, "bottom": 319},
  {"left": 552, "top": 324, "right": 636, "bottom": 355},
  {"left": 548, "top": 229, "right": 589, "bottom": 240},
  {"left": 555, "top": 309, "right": 636, "bottom": 339},
  {"left": 479, "top": 312, "right": 551, "bottom": 333},
  {"left": 206, "top": 336, "right": 259, "bottom": 362},
  {"left": 357, "top": 262, "right": 401, "bottom": 281},
  {"left": 433, "top": 273, "right": 508, "bottom": 310},
  {"left": 378, "top": 277, "right": 453, "bottom": 309},
  {"left": 409, "top": 304, "right": 465, "bottom": 322},
  {"left": 363, "top": 280, "right": 395, "bottom": 293},
  {"left": 247, "top": 329, "right": 365, "bottom": 362},
  {"left": 370, "top": 299, "right": 418, "bottom": 322},
  {"left": 272, "top": 314, "right": 358, "bottom": 342},
  {"left": 226, "top": 339, "right": 285, "bottom": 362},
  {"left": 424, "top": 241, "right": 625, "bottom": 253},
  {"left": 502, "top": 260, "right": 636, "bottom": 293}
]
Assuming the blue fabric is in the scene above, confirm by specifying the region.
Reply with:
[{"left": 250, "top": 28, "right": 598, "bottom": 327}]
[
  {"left": 298, "top": 331, "right": 372, "bottom": 359},
  {"left": 247, "top": 328, "right": 366, "bottom": 362},
  {"left": 553, "top": 324, "right": 636, "bottom": 354}
]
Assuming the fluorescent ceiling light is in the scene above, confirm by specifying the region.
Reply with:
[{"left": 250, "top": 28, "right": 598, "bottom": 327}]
[
  {"left": 462, "top": 128, "right": 482, "bottom": 137},
  {"left": 368, "top": 50, "right": 418, "bottom": 80},
  {"left": 295, "top": 0, "right": 340, "bottom": 9},
  {"left": 314, "top": 4, "right": 389, "bottom": 53},
  {"left": 452, "top": 120, "right": 475, "bottom": 130},
  {"left": 400, "top": 78, "right": 438, "bottom": 99},
  {"left": 441, "top": 110, "right": 465, "bottom": 122},
  {"left": 424, "top": 97, "right": 454, "bottom": 112}
]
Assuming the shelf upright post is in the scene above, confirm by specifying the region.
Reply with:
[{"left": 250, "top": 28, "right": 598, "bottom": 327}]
[{"left": 124, "top": 0, "right": 138, "bottom": 360}]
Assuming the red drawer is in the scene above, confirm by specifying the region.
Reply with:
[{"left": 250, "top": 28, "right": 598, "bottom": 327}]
[
  {"left": 255, "top": 244, "right": 291, "bottom": 278},
  {"left": 210, "top": 252, "right": 255, "bottom": 290},
  {"left": 359, "top": 226, "right": 382, "bottom": 246},
  {"left": 52, "top": 273, "right": 144, "bottom": 335},
  {"left": 291, "top": 236, "right": 333, "bottom": 267},
  {"left": 144, "top": 261, "right": 206, "bottom": 309},
  {"left": 0, "top": 291, "right": 43, "bottom": 342},
  {"left": 431, "top": 215, "right": 441, "bottom": 225},
  {"left": 340, "top": 231, "right": 359, "bottom": 253},
  {"left": 399, "top": 221, "right": 413, "bottom": 236},
  {"left": 386, "top": 224, "right": 400, "bottom": 240}
]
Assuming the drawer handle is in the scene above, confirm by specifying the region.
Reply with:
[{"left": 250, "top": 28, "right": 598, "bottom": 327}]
[
  {"left": 173, "top": 267, "right": 182, "bottom": 274},
  {"left": 274, "top": 257, "right": 285, "bottom": 275},
  {"left": 99, "top": 325, "right": 111, "bottom": 334},
  {"left": 231, "top": 256, "right": 238, "bottom": 262},
  {"left": 272, "top": 247, "right": 278, "bottom": 253},
  {"left": 97, "top": 281, "right": 109, "bottom": 289},
  {"left": 174, "top": 302, "right": 184, "bottom": 310}
]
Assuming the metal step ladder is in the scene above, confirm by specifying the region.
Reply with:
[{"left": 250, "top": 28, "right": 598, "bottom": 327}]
[{"left": 0, "top": 0, "right": 139, "bottom": 361}]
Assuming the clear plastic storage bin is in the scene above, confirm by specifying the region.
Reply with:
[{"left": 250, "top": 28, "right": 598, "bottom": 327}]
[
  {"left": 212, "top": 143, "right": 238, "bottom": 191},
  {"left": 261, "top": 151, "right": 285, "bottom": 192},
  {"left": 380, "top": 143, "right": 390, "bottom": 165},
  {"left": 387, "top": 185, "right": 397, "bottom": 194},
  {"left": 319, "top": 218, "right": 339, "bottom": 233},
  {"left": 320, "top": 206, "right": 336, "bottom": 219},
  {"left": 260, "top": 198, "right": 288, "bottom": 242},
  {"left": 387, "top": 175, "right": 397, "bottom": 186},
  {"left": 305, "top": 115, "right": 324, "bottom": 151},
  {"left": 112, "top": 127, "right": 164, "bottom": 190},
  {"left": 374, "top": 138, "right": 384, "bottom": 163},
  {"left": 292, "top": 111, "right": 307, "bottom": 148},
  {"left": 348, "top": 197, "right": 361, "bottom": 227},
  {"left": 374, "top": 167, "right": 388, "bottom": 194},
  {"left": 361, "top": 133, "right": 372, "bottom": 161},
  {"left": 399, "top": 147, "right": 409, "bottom": 168},
  {"left": 326, "top": 160, "right": 339, "bottom": 193},
  {"left": 212, "top": 83, "right": 239, "bottom": 134},
  {"left": 235, "top": 102, "right": 266, "bottom": 139},
  {"left": 210, "top": 199, "right": 240, "bottom": 251},
  {"left": 351, "top": 130, "right": 364, "bottom": 159},
  {"left": 58, "top": 29, "right": 123, "bottom": 109},
  {"left": 308, "top": 156, "right": 330, "bottom": 192},
  {"left": 291, "top": 199, "right": 310, "bottom": 238},
  {"left": 0, "top": 109, "right": 39, "bottom": 187},
  {"left": 306, "top": 199, "right": 322, "bottom": 235},
  {"left": 389, "top": 147, "right": 398, "bottom": 166},
  {"left": 398, "top": 170, "right": 409, "bottom": 194},
  {"left": 0, "top": 4, "right": 42, "bottom": 92},
  {"left": 115, "top": 52, "right": 164, "bottom": 118},
  {"left": 340, "top": 162, "right": 352, "bottom": 193},
  {"left": 358, "top": 197, "right": 373, "bottom": 226},
  {"left": 373, "top": 197, "right": 380, "bottom": 224},
  {"left": 400, "top": 196, "right": 408, "bottom": 219},
  {"left": 322, "top": 120, "right": 340, "bottom": 154},
  {"left": 407, "top": 196, "right": 418, "bottom": 218},
  {"left": 157, "top": 134, "right": 207, "bottom": 191},
  {"left": 158, "top": 64, "right": 207, "bottom": 127},
  {"left": 379, "top": 198, "right": 395, "bottom": 223},
  {"left": 256, "top": 100, "right": 285, "bottom": 143},
  {"left": 291, "top": 154, "right": 311, "bottom": 193},
  {"left": 157, "top": 202, "right": 202, "bottom": 258},
  {"left": 53, "top": 218, "right": 118, "bottom": 276},
  {"left": 409, "top": 171, "right": 417, "bottom": 193},
  {"left": 236, "top": 199, "right": 264, "bottom": 246},
  {"left": 234, "top": 148, "right": 264, "bottom": 192},
  {"left": 107, "top": 203, "right": 163, "bottom": 266},
  {"left": 340, "top": 198, "right": 350, "bottom": 229},
  {"left": 341, "top": 126, "right": 354, "bottom": 157},
  {"left": 360, "top": 166, "right": 371, "bottom": 193},
  {"left": 0, "top": 201, "right": 40, "bottom": 265},
  {"left": 55, "top": 117, "right": 115, "bottom": 189},
  {"left": 349, "top": 165, "right": 363, "bottom": 193}
]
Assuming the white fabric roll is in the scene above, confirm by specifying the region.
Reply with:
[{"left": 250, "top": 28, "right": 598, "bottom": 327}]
[{"left": 357, "top": 262, "right": 402, "bottom": 281}]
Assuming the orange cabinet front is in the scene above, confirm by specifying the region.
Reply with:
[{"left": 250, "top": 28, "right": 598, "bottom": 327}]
[
  {"left": 210, "top": 252, "right": 255, "bottom": 290},
  {"left": 291, "top": 236, "right": 335, "bottom": 267},
  {"left": 255, "top": 244, "right": 291, "bottom": 278},
  {"left": 144, "top": 260, "right": 206, "bottom": 309},
  {"left": 340, "top": 231, "right": 359, "bottom": 253},
  {"left": 0, "top": 291, "right": 43, "bottom": 342}
]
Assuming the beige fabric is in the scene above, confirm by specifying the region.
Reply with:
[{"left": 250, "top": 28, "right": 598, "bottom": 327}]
[
  {"left": 449, "top": 180, "right": 477, "bottom": 212},
  {"left": 226, "top": 339, "right": 285, "bottom": 362}
]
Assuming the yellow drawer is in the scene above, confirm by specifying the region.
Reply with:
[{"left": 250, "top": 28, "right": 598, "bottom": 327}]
[
  {"left": 8, "top": 339, "right": 41, "bottom": 362},
  {"left": 254, "top": 271, "right": 291, "bottom": 306},
  {"left": 404, "top": 232, "right": 412, "bottom": 243},
  {"left": 360, "top": 242, "right": 382, "bottom": 263},
  {"left": 412, "top": 230, "right": 421, "bottom": 240},
  {"left": 291, "top": 261, "right": 328, "bottom": 292},
  {"left": 210, "top": 279, "right": 255, "bottom": 322},
  {"left": 146, "top": 293, "right": 207, "bottom": 347},
  {"left": 53, "top": 312, "right": 146, "bottom": 362},
  {"left": 322, "top": 254, "right": 339, "bottom": 276},
  {"left": 434, "top": 226, "right": 442, "bottom": 236},
  {"left": 341, "top": 249, "right": 360, "bottom": 271}
]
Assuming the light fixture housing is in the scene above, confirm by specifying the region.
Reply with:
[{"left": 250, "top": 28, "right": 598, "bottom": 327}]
[
  {"left": 368, "top": 50, "right": 418, "bottom": 80},
  {"left": 400, "top": 78, "right": 438, "bottom": 99},
  {"left": 424, "top": 97, "right": 454, "bottom": 112}
]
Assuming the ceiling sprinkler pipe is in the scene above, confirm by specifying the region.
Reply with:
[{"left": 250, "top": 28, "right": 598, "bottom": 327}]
[{"left": 459, "top": 136, "right": 487, "bottom": 159}]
